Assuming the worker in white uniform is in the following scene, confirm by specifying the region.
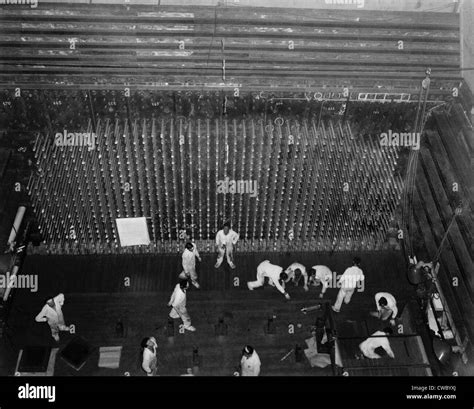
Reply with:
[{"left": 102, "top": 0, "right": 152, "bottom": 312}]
[
  {"left": 179, "top": 242, "right": 201, "bottom": 288},
  {"left": 370, "top": 292, "right": 398, "bottom": 325},
  {"left": 35, "top": 293, "right": 72, "bottom": 341},
  {"left": 358, "top": 328, "right": 395, "bottom": 359},
  {"left": 214, "top": 223, "right": 239, "bottom": 269},
  {"left": 332, "top": 257, "right": 365, "bottom": 312},
  {"left": 141, "top": 336, "right": 158, "bottom": 376},
  {"left": 309, "top": 265, "right": 333, "bottom": 298},
  {"left": 277, "top": 262, "right": 309, "bottom": 291},
  {"left": 238, "top": 345, "right": 261, "bottom": 376},
  {"left": 168, "top": 279, "right": 196, "bottom": 331},
  {"left": 247, "top": 260, "right": 291, "bottom": 300}
]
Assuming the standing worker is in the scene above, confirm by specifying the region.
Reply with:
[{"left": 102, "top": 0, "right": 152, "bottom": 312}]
[
  {"left": 332, "top": 257, "right": 365, "bottom": 313},
  {"left": 179, "top": 242, "right": 201, "bottom": 289},
  {"left": 35, "top": 293, "right": 72, "bottom": 342},
  {"left": 168, "top": 279, "right": 196, "bottom": 332},
  {"left": 141, "top": 336, "right": 158, "bottom": 376},
  {"left": 236, "top": 345, "right": 261, "bottom": 376},
  {"left": 214, "top": 223, "right": 239, "bottom": 269}
]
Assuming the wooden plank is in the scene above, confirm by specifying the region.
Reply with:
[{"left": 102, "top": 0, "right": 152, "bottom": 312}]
[
  {"left": 0, "top": 60, "right": 459, "bottom": 76},
  {"left": 0, "top": 54, "right": 461, "bottom": 71},
  {"left": 412, "top": 187, "right": 474, "bottom": 341},
  {"left": 0, "top": 5, "right": 460, "bottom": 92},
  {"left": 0, "top": 65, "right": 461, "bottom": 79},
  {"left": 415, "top": 170, "right": 474, "bottom": 306},
  {"left": 416, "top": 167, "right": 472, "bottom": 295},
  {"left": 433, "top": 115, "right": 474, "bottom": 220},
  {"left": 424, "top": 128, "right": 474, "bottom": 258},
  {"left": 0, "top": 37, "right": 460, "bottom": 53},
  {"left": 0, "top": 5, "right": 460, "bottom": 28},
  {"left": 419, "top": 147, "right": 474, "bottom": 291},
  {"left": 0, "top": 25, "right": 459, "bottom": 44},
  {"left": 0, "top": 76, "right": 457, "bottom": 96}
]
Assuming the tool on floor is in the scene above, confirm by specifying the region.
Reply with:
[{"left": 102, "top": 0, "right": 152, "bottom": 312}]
[
  {"left": 280, "top": 348, "right": 294, "bottom": 361},
  {"left": 301, "top": 305, "right": 321, "bottom": 314}
]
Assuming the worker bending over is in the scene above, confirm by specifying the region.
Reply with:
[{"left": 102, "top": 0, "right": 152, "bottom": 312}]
[
  {"left": 247, "top": 260, "right": 291, "bottom": 300},
  {"left": 370, "top": 292, "right": 398, "bottom": 325},
  {"left": 358, "top": 328, "right": 395, "bottom": 359},
  {"left": 309, "top": 265, "right": 333, "bottom": 298}
]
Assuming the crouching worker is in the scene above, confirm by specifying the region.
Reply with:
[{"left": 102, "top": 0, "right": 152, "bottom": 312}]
[
  {"left": 357, "top": 328, "right": 395, "bottom": 359},
  {"left": 308, "top": 265, "right": 333, "bottom": 298},
  {"left": 247, "top": 260, "right": 291, "bottom": 300},
  {"left": 370, "top": 292, "right": 398, "bottom": 325},
  {"left": 281, "top": 262, "right": 309, "bottom": 291}
]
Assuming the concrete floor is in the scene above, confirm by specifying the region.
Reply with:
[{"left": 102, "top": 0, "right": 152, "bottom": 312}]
[{"left": 1, "top": 250, "right": 415, "bottom": 376}]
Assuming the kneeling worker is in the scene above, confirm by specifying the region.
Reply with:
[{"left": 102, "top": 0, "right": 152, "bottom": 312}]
[
  {"left": 358, "top": 328, "right": 395, "bottom": 359},
  {"left": 309, "top": 265, "right": 333, "bottom": 298},
  {"left": 283, "top": 262, "right": 309, "bottom": 291},
  {"left": 247, "top": 260, "right": 291, "bottom": 300},
  {"left": 370, "top": 292, "right": 398, "bottom": 325}
]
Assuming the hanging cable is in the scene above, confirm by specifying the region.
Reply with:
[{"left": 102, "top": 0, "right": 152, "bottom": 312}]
[{"left": 401, "top": 68, "right": 431, "bottom": 256}]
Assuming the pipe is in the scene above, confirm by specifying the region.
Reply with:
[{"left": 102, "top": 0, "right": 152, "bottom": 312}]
[
  {"left": 3, "top": 264, "right": 19, "bottom": 302},
  {"left": 7, "top": 206, "right": 26, "bottom": 249}
]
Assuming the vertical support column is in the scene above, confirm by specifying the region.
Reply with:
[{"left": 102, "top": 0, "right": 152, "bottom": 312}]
[
  {"left": 135, "top": 120, "right": 149, "bottom": 224},
  {"left": 188, "top": 120, "right": 195, "bottom": 238},
  {"left": 197, "top": 119, "right": 203, "bottom": 242},
  {"left": 252, "top": 119, "right": 265, "bottom": 248},
  {"left": 214, "top": 118, "right": 220, "bottom": 236},
  {"left": 143, "top": 119, "right": 157, "bottom": 243},
  {"left": 160, "top": 118, "right": 172, "bottom": 244},
  {"left": 237, "top": 119, "right": 247, "bottom": 243},
  {"left": 206, "top": 119, "right": 211, "bottom": 249},
  {"left": 178, "top": 118, "right": 187, "bottom": 242},
  {"left": 151, "top": 118, "right": 165, "bottom": 244},
  {"left": 265, "top": 120, "right": 282, "bottom": 249},
  {"left": 169, "top": 118, "right": 181, "bottom": 248},
  {"left": 230, "top": 119, "right": 238, "bottom": 226}
]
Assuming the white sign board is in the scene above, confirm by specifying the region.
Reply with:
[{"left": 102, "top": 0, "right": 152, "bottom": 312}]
[{"left": 116, "top": 217, "right": 150, "bottom": 247}]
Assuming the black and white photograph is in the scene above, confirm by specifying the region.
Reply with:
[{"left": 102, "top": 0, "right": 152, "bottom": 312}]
[{"left": 0, "top": 0, "right": 473, "bottom": 408}]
